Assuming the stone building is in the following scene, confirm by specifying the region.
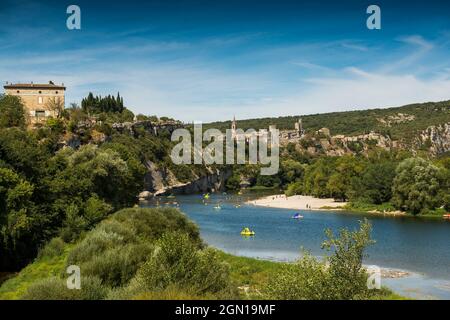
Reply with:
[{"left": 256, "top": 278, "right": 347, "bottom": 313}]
[{"left": 3, "top": 81, "right": 66, "bottom": 124}]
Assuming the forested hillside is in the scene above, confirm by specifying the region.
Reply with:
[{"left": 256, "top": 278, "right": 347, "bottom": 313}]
[{"left": 205, "top": 100, "right": 450, "bottom": 141}]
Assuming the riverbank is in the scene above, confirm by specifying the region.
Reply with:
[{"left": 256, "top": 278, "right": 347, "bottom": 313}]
[
  {"left": 247, "top": 194, "right": 409, "bottom": 216},
  {"left": 247, "top": 194, "right": 348, "bottom": 210}
]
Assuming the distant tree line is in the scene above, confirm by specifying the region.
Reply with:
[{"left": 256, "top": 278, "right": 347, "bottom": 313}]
[{"left": 228, "top": 146, "right": 450, "bottom": 215}]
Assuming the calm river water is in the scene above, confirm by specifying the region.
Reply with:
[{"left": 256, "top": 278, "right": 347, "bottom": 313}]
[{"left": 142, "top": 193, "right": 450, "bottom": 299}]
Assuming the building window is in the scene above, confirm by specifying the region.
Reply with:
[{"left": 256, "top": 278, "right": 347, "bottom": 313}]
[
  {"left": 38, "top": 97, "right": 43, "bottom": 104},
  {"left": 16, "top": 90, "right": 20, "bottom": 93},
  {"left": 38, "top": 91, "right": 42, "bottom": 94},
  {"left": 35, "top": 110, "right": 46, "bottom": 118},
  {"left": 55, "top": 91, "right": 59, "bottom": 94}
]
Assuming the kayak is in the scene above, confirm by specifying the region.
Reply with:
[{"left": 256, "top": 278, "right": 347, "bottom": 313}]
[
  {"left": 240, "top": 227, "right": 255, "bottom": 236},
  {"left": 292, "top": 213, "right": 304, "bottom": 219}
]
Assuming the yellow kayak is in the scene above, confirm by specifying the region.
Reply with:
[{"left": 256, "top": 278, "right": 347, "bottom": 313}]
[{"left": 240, "top": 227, "right": 255, "bottom": 236}]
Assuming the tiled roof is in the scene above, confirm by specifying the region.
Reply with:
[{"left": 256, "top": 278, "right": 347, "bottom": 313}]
[{"left": 4, "top": 82, "right": 66, "bottom": 90}]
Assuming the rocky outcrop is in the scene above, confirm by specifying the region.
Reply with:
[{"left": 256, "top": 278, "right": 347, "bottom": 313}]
[
  {"left": 139, "top": 161, "right": 232, "bottom": 200},
  {"left": 167, "top": 169, "right": 232, "bottom": 195},
  {"left": 112, "top": 120, "right": 183, "bottom": 137},
  {"left": 416, "top": 123, "right": 450, "bottom": 155},
  {"left": 292, "top": 129, "right": 395, "bottom": 156},
  {"left": 377, "top": 113, "right": 415, "bottom": 126}
]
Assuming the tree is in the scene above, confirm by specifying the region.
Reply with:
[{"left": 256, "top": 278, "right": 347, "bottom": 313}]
[
  {"left": 48, "top": 145, "right": 137, "bottom": 209},
  {"left": 45, "top": 97, "right": 64, "bottom": 118},
  {"left": 225, "top": 173, "right": 241, "bottom": 190},
  {"left": 0, "top": 95, "right": 26, "bottom": 128},
  {"left": 322, "top": 219, "right": 375, "bottom": 299},
  {"left": 266, "top": 219, "right": 375, "bottom": 300},
  {"left": 279, "top": 159, "right": 304, "bottom": 185},
  {"left": 350, "top": 161, "right": 396, "bottom": 204},
  {"left": 392, "top": 157, "right": 443, "bottom": 214}
]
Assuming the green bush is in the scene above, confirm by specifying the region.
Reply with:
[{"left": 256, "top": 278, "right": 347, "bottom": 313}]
[
  {"left": 265, "top": 252, "right": 330, "bottom": 299},
  {"left": 67, "top": 225, "right": 131, "bottom": 265},
  {"left": 22, "top": 276, "right": 109, "bottom": 300},
  {"left": 79, "top": 243, "right": 153, "bottom": 287},
  {"left": 285, "top": 181, "right": 303, "bottom": 197},
  {"left": 66, "top": 208, "right": 201, "bottom": 289},
  {"left": 37, "top": 238, "right": 65, "bottom": 260},
  {"left": 110, "top": 207, "right": 202, "bottom": 246},
  {"left": 265, "top": 219, "right": 375, "bottom": 300},
  {"left": 132, "top": 232, "right": 236, "bottom": 299}
]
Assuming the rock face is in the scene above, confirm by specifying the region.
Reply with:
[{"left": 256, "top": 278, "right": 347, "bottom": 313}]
[
  {"left": 142, "top": 161, "right": 232, "bottom": 198},
  {"left": 377, "top": 113, "right": 416, "bottom": 126},
  {"left": 168, "top": 169, "right": 232, "bottom": 194},
  {"left": 112, "top": 120, "right": 183, "bottom": 137},
  {"left": 417, "top": 123, "right": 450, "bottom": 155}
]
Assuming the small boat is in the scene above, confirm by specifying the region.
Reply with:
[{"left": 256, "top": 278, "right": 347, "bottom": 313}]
[
  {"left": 213, "top": 204, "right": 221, "bottom": 210},
  {"left": 443, "top": 214, "right": 450, "bottom": 220},
  {"left": 292, "top": 213, "right": 304, "bottom": 219},
  {"left": 240, "top": 227, "right": 255, "bottom": 236}
]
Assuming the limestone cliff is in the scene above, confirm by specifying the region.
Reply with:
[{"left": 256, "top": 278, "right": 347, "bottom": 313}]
[
  {"left": 139, "top": 162, "right": 232, "bottom": 200},
  {"left": 415, "top": 123, "right": 450, "bottom": 155}
]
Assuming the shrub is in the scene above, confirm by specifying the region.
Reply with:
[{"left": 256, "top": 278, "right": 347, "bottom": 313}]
[
  {"left": 79, "top": 243, "right": 153, "bottom": 287},
  {"left": 285, "top": 181, "right": 303, "bottom": 197},
  {"left": 37, "top": 237, "right": 65, "bottom": 260},
  {"left": 110, "top": 207, "right": 202, "bottom": 246},
  {"left": 265, "top": 252, "right": 330, "bottom": 299},
  {"left": 22, "top": 276, "right": 109, "bottom": 300},
  {"left": 67, "top": 225, "right": 130, "bottom": 265},
  {"left": 265, "top": 219, "right": 375, "bottom": 300},
  {"left": 132, "top": 232, "right": 236, "bottom": 298}
]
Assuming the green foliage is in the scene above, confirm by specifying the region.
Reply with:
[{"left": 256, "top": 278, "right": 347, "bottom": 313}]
[
  {"left": 225, "top": 173, "right": 241, "bottom": 190},
  {"left": 37, "top": 237, "right": 65, "bottom": 259},
  {"left": 131, "top": 232, "right": 236, "bottom": 299},
  {"left": 0, "top": 95, "right": 26, "bottom": 128},
  {"left": 321, "top": 219, "right": 375, "bottom": 299},
  {"left": 392, "top": 157, "right": 444, "bottom": 214},
  {"left": 266, "top": 219, "right": 375, "bottom": 300},
  {"left": 45, "top": 118, "right": 64, "bottom": 133},
  {"left": 22, "top": 276, "right": 108, "bottom": 300},
  {"left": 81, "top": 92, "right": 124, "bottom": 114},
  {"left": 49, "top": 145, "right": 138, "bottom": 209},
  {"left": 285, "top": 181, "right": 303, "bottom": 197},
  {"left": 204, "top": 100, "right": 450, "bottom": 141},
  {"left": 279, "top": 159, "right": 304, "bottom": 185},
  {"left": 350, "top": 161, "right": 396, "bottom": 204},
  {"left": 66, "top": 207, "right": 201, "bottom": 289},
  {"left": 0, "top": 241, "right": 72, "bottom": 299}
]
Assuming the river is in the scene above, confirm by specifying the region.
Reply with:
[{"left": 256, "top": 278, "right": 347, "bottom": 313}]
[{"left": 141, "top": 193, "right": 450, "bottom": 299}]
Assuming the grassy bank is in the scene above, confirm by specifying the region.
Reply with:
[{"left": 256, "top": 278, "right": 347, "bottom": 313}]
[
  {"left": 0, "top": 243, "right": 74, "bottom": 300},
  {"left": 0, "top": 207, "right": 405, "bottom": 300}
]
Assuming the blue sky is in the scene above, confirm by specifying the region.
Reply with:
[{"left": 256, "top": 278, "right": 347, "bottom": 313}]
[{"left": 1, "top": 0, "right": 450, "bottom": 121}]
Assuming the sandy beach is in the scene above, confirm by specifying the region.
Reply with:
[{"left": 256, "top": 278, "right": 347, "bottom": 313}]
[{"left": 248, "top": 194, "right": 347, "bottom": 210}]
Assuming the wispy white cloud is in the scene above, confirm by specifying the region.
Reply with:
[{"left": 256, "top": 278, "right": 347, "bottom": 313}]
[
  {"left": 399, "top": 35, "right": 434, "bottom": 50},
  {"left": 1, "top": 25, "right": 449, "bottom": 122}
]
